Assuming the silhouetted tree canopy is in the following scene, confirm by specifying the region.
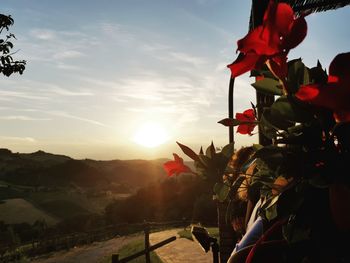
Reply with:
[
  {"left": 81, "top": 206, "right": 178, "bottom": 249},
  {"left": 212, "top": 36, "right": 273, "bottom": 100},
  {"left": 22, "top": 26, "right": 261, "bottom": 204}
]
[{"left": 0, "top": 14, "right": 26, "bottom": 77}]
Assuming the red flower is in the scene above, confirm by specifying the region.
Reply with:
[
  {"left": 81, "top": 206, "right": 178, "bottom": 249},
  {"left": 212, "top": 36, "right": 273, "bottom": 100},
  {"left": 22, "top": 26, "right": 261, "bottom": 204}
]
[
  {"left": 236, "top": 109, "right": 257, "bottom": 135},
  {"left": 296, "top": 52, "right": 350, "bottom": 122},
  {"left": 228, "top": 0, "right": 307, "bottom": 79},
  {"left": 163, "top": 153, "right": 193, "bottom": 177}
]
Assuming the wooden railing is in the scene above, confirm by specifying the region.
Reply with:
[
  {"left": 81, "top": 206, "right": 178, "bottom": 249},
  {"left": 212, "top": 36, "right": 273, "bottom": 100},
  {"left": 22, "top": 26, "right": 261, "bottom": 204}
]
[{"left": 0, "top": 220, "right": 189, "bottom": 263}]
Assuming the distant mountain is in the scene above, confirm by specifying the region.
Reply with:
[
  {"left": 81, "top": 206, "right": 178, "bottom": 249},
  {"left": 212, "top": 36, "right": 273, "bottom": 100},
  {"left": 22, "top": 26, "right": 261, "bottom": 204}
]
[{"left": 0, "top": 148, "right": 168, "bottom": 191}]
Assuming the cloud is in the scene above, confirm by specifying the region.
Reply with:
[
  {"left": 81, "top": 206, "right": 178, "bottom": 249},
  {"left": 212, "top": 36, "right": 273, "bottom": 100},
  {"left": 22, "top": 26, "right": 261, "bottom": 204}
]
[
  {"left": 53, "top": 50, "right": 85, "bottom": 60},
  {"left": 167, "top": 52, "right": 207, "bottom": 65},
  {"left": 0, "top": 115, "right": 51, "bottom": 121},
  {"left": 0, "top": 90, "right": 49, "bottom": 101},
  {"left": 0, "top": 136, "right": 37, "bottom": 143},
  {"left": 30, "top": 29, "right": 57, "bottom": 40},
  {"left": 56, "top": 63, "right": 81, "bottom": 71},
  {"left": 47, "top": 111, "right": 111, "bottom": 128},
  {"left": 48, "top": 86, "right": 94, "bottom": 96}
]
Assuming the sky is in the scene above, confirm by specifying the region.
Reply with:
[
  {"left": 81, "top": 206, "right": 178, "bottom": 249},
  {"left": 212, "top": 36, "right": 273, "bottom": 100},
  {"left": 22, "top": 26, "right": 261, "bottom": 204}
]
[{"left": 0, "top": 1, "right": 349, "bottom": 160}]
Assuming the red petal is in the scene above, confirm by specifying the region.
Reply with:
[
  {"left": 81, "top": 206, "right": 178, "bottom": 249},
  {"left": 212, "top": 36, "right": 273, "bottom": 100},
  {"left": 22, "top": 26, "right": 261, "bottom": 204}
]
[
  {"left": 173, "top": 153, "right": 182, "bottom": 163},
  {"left": 238, "top": 26, "right": 277, "bottom": 55},
  {"left": 295, "top": 84, "right": 320, "bottom": 101},
  {"left": 334, "top": 110, "right": 350, "bottom": 123},
  {"left": 236, "top": 112, "right": 248, "bottom": 122},
  {"left": 264, "top": 2, "right": 294, "bottom": 36},
  {"left": 274, "top": 3, "right": 294, "bottom": 36},
  {"left": 237, "top": 123, "right": 257, "bottom": 135},
  {"left": 284, "top": 16, "right": 307, "bottom": 50},
  {"left": 268, "top": 55, "right": 288, "bottom": 80},
  {"left": 297, "top": 83, "right": 350, "bottom": 113},
  {"left": 262, "top": 2, "right": 294, "bottom": 52},
  {"left": 242, "top": 109, "right": 255, "bottom": 121},
  {"left": 163, "top": 154, "right": 192, "bottom": 177},
  {"left": 329, "top": 52, "right": 350, "bottom": 80},
  {"left": 228, "top": 53, "right": 266, "bottom": 77}
]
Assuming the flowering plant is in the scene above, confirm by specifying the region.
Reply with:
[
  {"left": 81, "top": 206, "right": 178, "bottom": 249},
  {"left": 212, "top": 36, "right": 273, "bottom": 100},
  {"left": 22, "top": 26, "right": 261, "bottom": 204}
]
[{"left": 165, "top": 0, "right": 350, "bottom": 261}]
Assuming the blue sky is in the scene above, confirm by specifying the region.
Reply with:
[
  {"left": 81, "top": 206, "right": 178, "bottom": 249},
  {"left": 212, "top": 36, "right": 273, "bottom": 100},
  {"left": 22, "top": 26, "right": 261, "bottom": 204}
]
[{"left": 0, "top": 1, "right": 349, "bottom": 160}]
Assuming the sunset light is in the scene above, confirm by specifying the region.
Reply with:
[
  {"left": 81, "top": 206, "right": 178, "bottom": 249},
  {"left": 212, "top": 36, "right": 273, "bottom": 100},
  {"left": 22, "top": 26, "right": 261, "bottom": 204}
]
[{"left": 133, "top": 123, "right": 169, "bottom": 148}]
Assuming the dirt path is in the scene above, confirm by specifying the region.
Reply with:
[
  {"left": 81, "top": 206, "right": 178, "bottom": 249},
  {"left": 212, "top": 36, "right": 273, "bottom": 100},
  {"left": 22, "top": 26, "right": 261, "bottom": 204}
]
[
  {"left": 150, "top": 228, "right": 212, "bottom": 263},
  {"left": 32, "top": 234, "right": 142, "bottom": 263},
  {"left": 32, "top": 229, "right": 213, "bottom": 263}
]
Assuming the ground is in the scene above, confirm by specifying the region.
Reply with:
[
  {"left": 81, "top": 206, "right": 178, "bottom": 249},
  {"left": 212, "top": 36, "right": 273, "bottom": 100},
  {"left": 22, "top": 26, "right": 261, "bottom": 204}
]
[{"left": 31, "top": 228, "right": 213, "bottom": 263}]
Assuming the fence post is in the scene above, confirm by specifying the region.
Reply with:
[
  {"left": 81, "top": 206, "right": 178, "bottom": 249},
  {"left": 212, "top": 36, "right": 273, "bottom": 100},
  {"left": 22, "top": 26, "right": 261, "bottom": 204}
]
[
  {"left": 112, "top": 254, "right": 119, "bottom": 263},
  {"left": 144, "top": 221, "right": 151, "bottom": 263}
]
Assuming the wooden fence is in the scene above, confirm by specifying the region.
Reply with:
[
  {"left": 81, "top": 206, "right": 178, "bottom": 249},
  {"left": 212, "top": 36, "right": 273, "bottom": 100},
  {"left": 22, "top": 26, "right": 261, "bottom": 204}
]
[
  {"left": 111, "top": 221, "right": 177, "bottom": 263},
  {"left": 0, "top": 220, "right": 188, "bottom": 263}
]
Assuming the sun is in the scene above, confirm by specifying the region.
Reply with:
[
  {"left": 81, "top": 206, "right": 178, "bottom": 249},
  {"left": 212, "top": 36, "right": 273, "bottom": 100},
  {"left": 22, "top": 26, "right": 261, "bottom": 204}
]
[{"left": 133, "top": 123, "right": 169, "bottom": 148}]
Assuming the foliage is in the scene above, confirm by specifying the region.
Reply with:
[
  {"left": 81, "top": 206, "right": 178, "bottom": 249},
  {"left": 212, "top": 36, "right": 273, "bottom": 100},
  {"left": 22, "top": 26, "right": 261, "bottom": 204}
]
[
  {"left": 166, "top": 0, "right": 350, "bottom": 261},
  {"left": 178, "top": 227, "right": 219, "bottom": 242},
  {"left": 105, "top": 174, "right": 217, "bottom": 224},
  {"left": 0, "top": 14, "right": 26, "bottom": 77}
]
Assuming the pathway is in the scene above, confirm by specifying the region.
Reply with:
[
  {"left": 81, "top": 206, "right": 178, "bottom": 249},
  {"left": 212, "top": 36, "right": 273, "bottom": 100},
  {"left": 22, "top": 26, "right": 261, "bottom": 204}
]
[
  {"left": 150, "top": 228, "right": 212, "bottom": 263},
  {"left": 32, "top": 234, "right": 141, "bottom": 263}
]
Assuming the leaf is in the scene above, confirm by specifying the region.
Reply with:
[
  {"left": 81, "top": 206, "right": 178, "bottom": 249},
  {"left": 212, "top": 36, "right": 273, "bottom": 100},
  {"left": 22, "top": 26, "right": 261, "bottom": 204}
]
[
  {"left": 263, "top": 108, "right": 294, "bottom": 130},
  {"left": 199, "top": 146, "right": 204, "bottom": 155},
  {"left": 286, "top": 59, "right": 310, "bottom": 93},
  {"left": 221, "top": 143, "right": 235, "bottom": 159},
  {"left": 206, "top": 141, "right": 216, "bottom": 158},
  {"left": 250, "top": 68, "right": 278, "bottom": 80},
  {"left": 176, "top": 141, "right": 199, "bottom": 162},
  {"left": 259, "top": 112, "right": 278, "bottom": 139},
  {"left": 251, "top": 78, "right": 283, "bottom": 96},
  {"left": 213, "top": 182, "right": 230, "bottom": 202},
  {"left": 218, "top": 118, "right": 241, "bottom": 127},
  {"left": 252, "top": 144, "right": 263, "bottom": 151},
  {"left": 198, "top": 154, "right": 211, "bottom": 167},
  {"left": 265, "top": 202, "right": 278, "bottom": 221},
  {"left": 309, "top": 60, "right": 328, "bottom": 84},
  {"left": 270, "top": 96, "right": 314, "bottom": 123}
]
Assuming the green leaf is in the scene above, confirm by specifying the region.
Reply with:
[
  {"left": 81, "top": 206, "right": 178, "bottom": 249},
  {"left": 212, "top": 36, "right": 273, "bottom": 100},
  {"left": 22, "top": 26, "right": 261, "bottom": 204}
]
[
  {"left": 213, "top": 182, "right": 230, "bottom": 202},
  {"left": 250, "top": 67, "right": 278, "bottom": 80},
  {"left": 286, "top": 59, "right": 310, "bottom": 93},
  {"left": 177, "top": 141, "right": 199, "bottom": 162},
  {"left": 198, "top": 154, "right": 211, "bottom": 167},
  {"left": 206, "top": 141, "right": 216, "bottom": 158},
  {"left": 251, "top": 78, "right": 283, "bottom": 96},
  {"left": 218, "top": 118, "right": 241, "bottom": 127},
  {"left": 263, "top": 108, "right": 294, "bottom": 130},
  {"left": 259, "top": 112, "right": 278, "bottom": 139},
  {"left": 270, "top": 96, "right": 313, "bottom": 123},
  {"left": 309, "top": 60, "right": 328, "bottom": 84},
  {"left": 265, "top": 202, "right": 278, "bottom": 221},
  {"left": 283, "top": 220, "right": 311, "bottom": 243},
  {"left": 221, "top": 143, "right": 235, "bottom": 159},
  {"left": 252, "top": 144, "right": 263, "bottom": 151}
]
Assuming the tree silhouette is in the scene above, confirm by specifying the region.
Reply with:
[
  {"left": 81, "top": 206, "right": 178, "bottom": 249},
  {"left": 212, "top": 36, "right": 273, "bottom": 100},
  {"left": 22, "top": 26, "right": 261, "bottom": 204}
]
[{"left": 0, "top": 14, "right": 26, "bottom": 77}]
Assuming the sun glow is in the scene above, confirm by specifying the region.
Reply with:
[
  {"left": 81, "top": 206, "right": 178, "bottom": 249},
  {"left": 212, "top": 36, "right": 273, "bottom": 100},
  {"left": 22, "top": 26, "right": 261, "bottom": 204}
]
[{"left": 133, "top": 123, "right": 169, "bottom": 148}]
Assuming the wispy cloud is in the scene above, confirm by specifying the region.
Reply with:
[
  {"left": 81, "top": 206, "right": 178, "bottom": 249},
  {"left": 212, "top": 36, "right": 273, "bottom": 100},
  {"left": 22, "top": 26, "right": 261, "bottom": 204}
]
[
  {"left": 30, "top": 29, "right": 57, "bottom": 40},
  {"left": 0, "top": 136, "right": 37, "bottom": 143},
  {"left": 53, "top": 50, "right": 85, "bottom": 60},
  {"left": 47, "top": 85, "right": 94, "bottom": 96},
  {"left": 0, "top": 90, "right": 49, "bottom": 101},
  {"left": 0, "top": 115, "right": 51, "bottom": 121},
  {"left": 47, "top": 111, "right": 111, "bottom": 128}
]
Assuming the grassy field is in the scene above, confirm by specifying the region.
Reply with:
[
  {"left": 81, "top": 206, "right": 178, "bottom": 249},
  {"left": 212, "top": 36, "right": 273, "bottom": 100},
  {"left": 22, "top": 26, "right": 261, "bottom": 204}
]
[
  {"left": 101, "top": 237, "right": 163, "bottom": 263},
  {"left": 0, "top": 198, "right": 58, "bottom": 225},
  {"left": 178, "top": 227, "right": 219, "bottom": 241}
]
